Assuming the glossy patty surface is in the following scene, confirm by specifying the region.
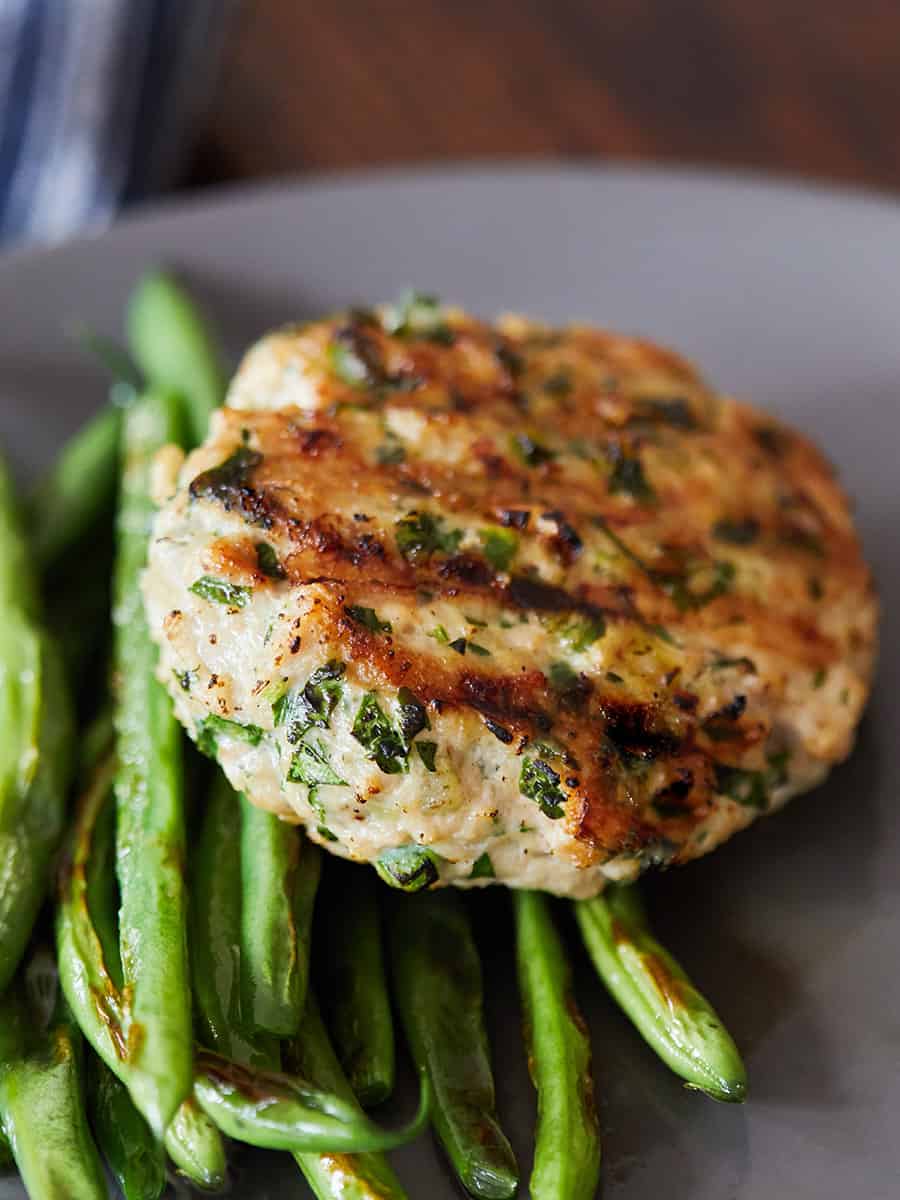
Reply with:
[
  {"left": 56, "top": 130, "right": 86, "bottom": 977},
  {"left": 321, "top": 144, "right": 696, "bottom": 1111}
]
[{"left": 143, "top": 298, "right": 876, "bottom": 897}]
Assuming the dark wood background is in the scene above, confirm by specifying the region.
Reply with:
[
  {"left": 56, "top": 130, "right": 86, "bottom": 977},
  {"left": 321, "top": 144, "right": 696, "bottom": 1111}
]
[{"left": 197, "top": 0, "right": 900, "bottom": 193}]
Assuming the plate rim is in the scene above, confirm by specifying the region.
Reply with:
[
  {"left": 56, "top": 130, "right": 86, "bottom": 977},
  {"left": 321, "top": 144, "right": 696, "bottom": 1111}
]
[{"left": 2, "top": 157, "right": 899, "bottom": 275}]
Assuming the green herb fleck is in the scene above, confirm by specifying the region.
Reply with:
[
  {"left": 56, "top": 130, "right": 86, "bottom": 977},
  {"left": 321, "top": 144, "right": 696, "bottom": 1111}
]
[
  {"left": 288, "top": 738, "right": 348, "bottom": 789},
  {"left": 395, "top": 511, "right": 463, "bottom": 561},
  {"left": 548, "top": 661, "right": 578, "bottom": 691},
  {"left": 714, "top": 750, "right": 790, "bottom": 812},
  {"left": 479, "top": 526, "right": 519, "bottom": 572},
  {"left": 780, "top": 528, "right": 825, "bottom": 556},
  {"left": 628, "top": 397, "right": 697, "bottom": 430},
  {"left": 606, "top": 671, "right": 624, "bottom": 683},
  {"left": 273, "top": 661, "right": 345, "bottom": 742},
  {"left": 416, "top": 741, "right": 438, "bottom": 772},
  {"left": 510, "top": 432, "right": 555, "bottom": 468},
  {"left": 659, "top": 560, "right": 735, "bottom": 611},
  {"left": 559, "top": 613, "right": 606, "bottom": 652},
  {"left": 255, "top": 541, "right": 286, "bottom": 579},
  {"left": 317, "top": 826, "right": 339, "bottom": 843},
  {"left": 767, "top": 750, "right": 790, "bottom": 788},
  {"left": 397, "top": 687, "right": 429, "bottom": 741},
  {"left": 328, "top": 337, "right": 372, "bottom": 387},
  {"left": 712, "top": 518, "right": 760, "bottom": 545},
  {"left": 469, "top": 852, "right": 495, "bottom": 879},
  {"left": 711, "top": 655, "right": 756, "bottom": 673},
  {"left": 448, "top": 637, "right": 490, "bottom": 657},
  {"left": 713, "top": 764, "right": 768, "bottom": 810},
  {"left": 381, "top": 292, "right": 454, "bottom": 344},
  {"left": 196, "top": 714, "right": 265, "bottom": 758},
  {"left": 808, "top": 576, "right": 824, "bottom": 600},
  {"left": 428, "top": 624, "right": 450, "bottom": 644},
  {"left": 375, "top": 845, "right": 442, "bottom": 892},
  {"left": 376, "top": 442, "right": 406, "bottom": 466},
  {"left": 543, "top": 369, "right": 572, "bottom": 396},
  {"left": 344, "top": 605, "right": 392, "bottom": 634},
  {"left": 189, "top": 576, "right": 252, "bottom": 609},
  {"left": 189, "top": 445, "right": 262, "bottom": 506},
  {"left": 608, "top": 449, "right": 655, "bottom": 503},
  {"left": 813, "top": 666, "right": 827, "bottom": 689},
  {"left": 352, "top": 692, "right": 408, "bottom": 774},
  {"left": 520, "top": 758, "right": 567, "bottom": 820}
]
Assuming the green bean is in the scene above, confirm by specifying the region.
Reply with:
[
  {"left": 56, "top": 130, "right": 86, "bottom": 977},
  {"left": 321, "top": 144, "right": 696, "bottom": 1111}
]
[
  {"left": 0, "top": 450, "right": 40, "bottom": 616},
  {"left": 0, "top": 977, "right": 107, "bottom": 1199},
  {"left": 192, "top": 772, "right": 279, "bottom": 1070},
  {"left": 0, "top": 634, "right": 73, "bottom": 994},
  {"left": 0, "top": 456, "right": 74, "bottom": 992},
  {"left": 164, "top": 1096, "right": 228, "bottom": 1191},
  {"left": 30, "top": 404, "right": 122, "bottom": 572},
  {"left": 388, "top": 890, "right": 518, "bottom": 1200},
  {"left": 288, "top": 991, "right": 408, "bottom": 1199},
  {"left": 57, "top": 749, "right": 228, "bottom": 1188},
  {"left": 194, "top": 1044, "right": 429, "bottom": 1154},
  {"left": 240, "top": 795, "right": 321, "bottom": 1038},
  {"left": 574, "top": 884, "right": 747, "bottom": 1102},
  {"left": 127, "top": 269, "right": 227, "bottom": 447},
  {"left": 87, "top": 1054, "right": 165, "bottom": 1200},
  {"left": 514, "top": 891, "right": 601, "bottom": 1200},
  {"left": 320, "top": 863, "right": 395, "bottom": 1107},
  {"left": 111, "top": 389, "right": 193, "bottom": 1136}
]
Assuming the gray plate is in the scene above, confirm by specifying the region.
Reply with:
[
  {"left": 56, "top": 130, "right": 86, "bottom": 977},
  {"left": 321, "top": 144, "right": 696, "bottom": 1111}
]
[{"left": 0, "top": 165, "right": 897, "bottom": 1199}]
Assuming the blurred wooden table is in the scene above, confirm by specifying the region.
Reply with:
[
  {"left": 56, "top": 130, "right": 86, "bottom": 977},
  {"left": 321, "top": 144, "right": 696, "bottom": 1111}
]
[{"left": 198, "top": 0, "right": 900, "bottom": 192}]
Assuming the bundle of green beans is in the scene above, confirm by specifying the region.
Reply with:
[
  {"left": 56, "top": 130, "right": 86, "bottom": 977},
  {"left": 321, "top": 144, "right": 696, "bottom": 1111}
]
[{"left": 0, "top": 271, "right": 749, "bottom": 1200}]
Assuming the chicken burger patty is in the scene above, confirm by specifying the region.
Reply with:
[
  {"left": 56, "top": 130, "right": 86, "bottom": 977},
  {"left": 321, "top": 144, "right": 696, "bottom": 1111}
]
[{"left": 143, "top": 296, "right": 876, "bottom": 898}]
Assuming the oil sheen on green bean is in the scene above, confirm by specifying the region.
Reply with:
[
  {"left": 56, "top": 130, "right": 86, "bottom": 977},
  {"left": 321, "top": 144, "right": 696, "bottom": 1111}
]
[
  {"left": 0, "top": 981, "right": 107, "bottom": 1199},
  {"left": 240, "top": 794, "right": 321, "bottom": 1038},
  {"left": 193, "top": 1044, "right": 429, "bottom": 1154},
  {"left": 289, "top": 991, "right": 408, "bottom": 1199},
  {"left": 575, "top": 884, "right": 747, "bottom": 1102},
  {"left": 111, "top": 389, "right": 193, "bottom": 1136},
  {"left": 514, "top": 891, "right": 601, "bottom": 1200},
  {"left": 127, "top": 269, "right": 226, "bottom": 448},
  {"left": 389, "top": 890, "right": 518, "bottom": 1200},
  {"left": 321, "top": 862, "right": 395, "bottom": 1107},
  {"left": 192, "top": 772, "right": 280, "bottom": 1070},
  {"left": 87, "top": 1054, "right": 165, "bottom": 1200}
]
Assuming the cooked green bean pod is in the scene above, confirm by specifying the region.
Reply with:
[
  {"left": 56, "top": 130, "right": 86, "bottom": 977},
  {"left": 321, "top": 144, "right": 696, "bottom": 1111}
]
[
  {"left": 192, "top": 772, "right": 279, "bottom": 1070},
  {"left": 87, "top": 1054, "right": 165, "bottom": 1200},
  {"left": 127, "top": 269, "right": 227, "bottom": 447},
  {"left": 240, "top": 794, "right": 321, "bottom": 1038},
  {"left": 57, "top": 747, "right": 227, "bottom": 1187},
  {"left": 389, "top": 890, "right": 518, "bottom": 1200},
  {"left": 0, "top": 976, "right": 107, "bottom": 1199},
  {"left": 514, "top": 891, "right": 601, "bottom": 1200},
  {"left": 193, "top": 1046, "right": 429, "bottom": 1154},
  {"left": 164, "top": 1096, "right": 228, "bottom": 1191},
  {"left": 0, "top": 456, "right": 74, "bottom": 994},
  {"left": 30, "top": 403, "right": 122, "bottom": 571},
  {"left": 575, "top": 884, "right": 747, "bottom": 1102},
  {"left": 111, "top": 389, "right": 193, "bottom": 1136},
  {"left": 320, "top": 863, "right": 395, "bottom": 1107},
  {"left": 288, "top": 991, "right": 408, "bottom": 1199}
]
